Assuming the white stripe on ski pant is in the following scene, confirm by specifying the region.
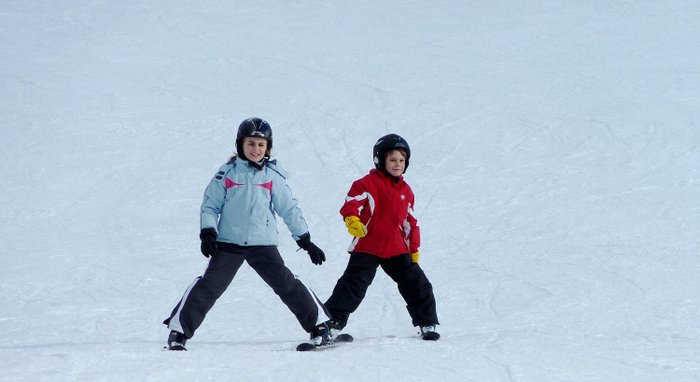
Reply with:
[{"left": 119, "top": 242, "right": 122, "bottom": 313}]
[
  {"left": 168, "top": 275, "right": 202, "bottom": 335},
  {"left": 298, "top": 277, "right": 331, "bottom": 325}
]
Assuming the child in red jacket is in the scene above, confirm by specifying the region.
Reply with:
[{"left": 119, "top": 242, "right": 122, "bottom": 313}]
[{"left": 324, "top": 133, "right": 440, "bottom": 340}]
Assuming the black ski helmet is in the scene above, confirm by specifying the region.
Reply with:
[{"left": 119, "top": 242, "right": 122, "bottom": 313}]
[
  {"left": 236, "top": 117, "right": 273, "bottom": 159},
  {"left": 373, "top": 133, "right": 411, "bottom": 173}
]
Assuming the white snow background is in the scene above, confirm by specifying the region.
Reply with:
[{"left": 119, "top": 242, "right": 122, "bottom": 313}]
[{"left": 2, "top": 1, "right": 700, "bottom": 381}]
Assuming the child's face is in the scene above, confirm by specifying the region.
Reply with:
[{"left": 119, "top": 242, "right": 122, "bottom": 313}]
[
  {"left": 242, "top": 137, "right": 268, "bottom": 162},
  {"left": 384, "top": 150, "right": 406, "bottom": 177}
]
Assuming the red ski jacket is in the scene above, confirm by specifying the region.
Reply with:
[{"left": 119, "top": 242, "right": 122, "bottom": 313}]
[{"left": 340, "top": 169, "right": 420, "bottom": 258}]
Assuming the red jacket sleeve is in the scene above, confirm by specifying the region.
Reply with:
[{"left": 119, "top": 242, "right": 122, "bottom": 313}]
[
  {"left": 406, "top": 194, "right": 420, "bottom": 253},
  {"left": 340, "top": 178, "right": 372, "bottom": 220}
]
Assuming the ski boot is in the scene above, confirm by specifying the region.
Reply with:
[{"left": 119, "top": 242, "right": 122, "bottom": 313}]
[
  {"left": 167, "top": 330, "right": 188, "bottom": 351},
  {"left": 324, "top": 319, "right": 354, "bottom": 343},
  {"left": 310, "top": 321, "right": 334, "bottom": 347},
  {"left": 420, "top": 325, "right": 440, "bottom": 341},
  {"left": 325, "top": 319, "right": 343, "bottom": 339}
]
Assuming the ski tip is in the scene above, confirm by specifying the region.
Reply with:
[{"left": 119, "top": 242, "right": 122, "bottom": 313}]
[
  {"left": 335, "top": 333, "right": 354, "bottom": 343},
  {"left": 296, "top": 342, "right": 316, "bottom": 352}
]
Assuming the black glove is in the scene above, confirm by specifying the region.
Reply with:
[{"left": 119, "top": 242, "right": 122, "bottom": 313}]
[
  {"left": 296, "top": 233, "right": 326, "bottom": 265},
  {"left": 199, "top": 228, "right": 218, "bottom": 258}
]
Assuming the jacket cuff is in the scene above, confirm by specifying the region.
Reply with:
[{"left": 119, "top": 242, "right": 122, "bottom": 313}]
[{"left": 201, "top": 214, "right": 218, "bottom": 230}]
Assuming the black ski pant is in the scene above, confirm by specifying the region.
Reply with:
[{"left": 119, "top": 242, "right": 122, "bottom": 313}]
[
  {"left": 324, "top": 252, "right": 439, "bottom": 329},
  {"left": 164, "top": 243, "right": 329, "bottom": 339}
]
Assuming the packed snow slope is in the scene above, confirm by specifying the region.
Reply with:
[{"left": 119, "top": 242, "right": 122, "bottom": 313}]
[{"left": 1, "top": 1, "right": 699, "bottom": 381}]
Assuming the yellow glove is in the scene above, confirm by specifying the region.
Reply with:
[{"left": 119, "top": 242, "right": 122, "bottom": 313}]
[
  {"left": 411, "top": 252, "right": 420, "bottom": 263},
  {"left": 344, "top": 216, "right": 367, "bottom": 238}
]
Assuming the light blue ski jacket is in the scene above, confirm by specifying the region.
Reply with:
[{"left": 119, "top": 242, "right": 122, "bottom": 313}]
[{"left": 200, "top": 157, "right": 309, "bottom": 246}]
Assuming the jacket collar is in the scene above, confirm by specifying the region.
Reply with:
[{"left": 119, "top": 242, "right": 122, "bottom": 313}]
[
  {"left": 235, "top": 156, "right": 266, "bottom": 171},
  {"left": 371, "top": 168, "right": 403, "bottom": 184}
]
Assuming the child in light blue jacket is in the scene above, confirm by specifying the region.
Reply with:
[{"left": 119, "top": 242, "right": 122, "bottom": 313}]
[{"left": 163, "top": 118, "right": 332, "bottom": 350}]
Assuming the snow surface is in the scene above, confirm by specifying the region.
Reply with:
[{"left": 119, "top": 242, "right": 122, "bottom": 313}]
[{"left": 2, "top": 1, "right": 700, "bottom": 381}]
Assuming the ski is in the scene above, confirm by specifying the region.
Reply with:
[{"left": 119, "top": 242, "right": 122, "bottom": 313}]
[
  {"left": 296, "top": 341, "right": 336, "bottom": 351},
  {"left": 296, "top": 333, "right": 354, "bottom": 351}
]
